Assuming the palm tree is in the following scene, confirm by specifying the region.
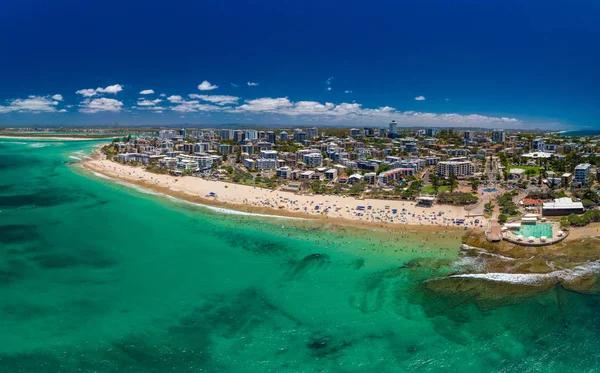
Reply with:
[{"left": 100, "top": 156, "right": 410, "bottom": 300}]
[
  {"left": 431, "top": 173, "right": 440, "bottom": 193},
  {"left": 449, "top": 173, "right": 458, "bottom": 193}
]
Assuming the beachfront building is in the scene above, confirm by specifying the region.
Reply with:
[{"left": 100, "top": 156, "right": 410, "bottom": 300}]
[
  {"left": 243, "top": 158, "right": 255, "bottom": 170},
  {"left": 542, "top": 198, "right": 585, "bottom": 216},
  {"left": 257, "top": 158, "right": 278, "bottom": 170},
  {"left": 300, "top": 171, "right": 315, "bottom": 180},
  {"left": 436, "top": 160, "right": 475, "bottom": 178},
  {"left": 363, "top": 172, "right": 377, "bottom": 184},
  {"left": 378, "top": 168, "right": 415, "bottom": 185},
  {"left": 276, "top": 166, "right": 291, "bottom": 179},
  {"left": 573, "top": 163, "right": 593, "bottom": 186},
  {"left": 324, "top": 169, "right": 338, "bottom": 181}
]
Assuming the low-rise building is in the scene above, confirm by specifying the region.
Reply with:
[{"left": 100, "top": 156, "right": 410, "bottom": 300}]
[
  {"left": 542, "top": 198, "right": 585, "bottom": 216},
  {"left": 378, "top": 168, "right": 415, "bottom": 185},
  {"left": 325, "top": 169, "right": 338, "bottom": 180}
]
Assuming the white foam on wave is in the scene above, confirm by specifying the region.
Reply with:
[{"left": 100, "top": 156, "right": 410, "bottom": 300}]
[
  {"left": 164, "top": 194, "right": 305, "bottom": 220},
  {"left": 69, "top": 156, "right": 83, "bottom": 161},
  {"left": 1, "top": 141, "right": 28, "bottom": 145},
  {"left": 30, "top": 143, "right": 49, "bottom": 148},
  {"left": 90, "top": 171, "right": 110, "bottom": 180},
  {"left": 448, "top": 261, "right": 600, "bottom": 285},
  {"left": 461, "top": 244, "right": 517, "bottom": 261}
]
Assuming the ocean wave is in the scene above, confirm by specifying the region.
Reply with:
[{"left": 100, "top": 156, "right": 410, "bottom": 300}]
[
  {"left": 90, "top": 171, "right": 111, "bottom": 180},
  {"left": 83, "top": 168, "right": 307, "bottom": 220},
  {"left": 165, "top": 195, "right": 305, "bottom": 220},
  {"left": 0, "top": 141, "right": 28, "bottom": 145},
  {"left": 448, "top": 261, "right": 600, "bottom": 285},
  {"left": 69, "top": 156, "right": 83, "bottom": 161},
  {"left": 461, "top": 244, "right": 517, "bottom": 261},
  {"left": 30, "top": 143, "right": 49, "bottom": 148}
]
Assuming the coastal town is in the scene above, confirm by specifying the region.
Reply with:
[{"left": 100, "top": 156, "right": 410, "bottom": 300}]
[{"left": 80, "top": 123, "right": 600, "bottom": 245}]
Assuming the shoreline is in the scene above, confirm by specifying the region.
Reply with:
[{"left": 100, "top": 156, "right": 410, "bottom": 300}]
[
  {"left": 79, "top": 151, "right": 477, "bottom": 235},
  {"left": 0, "top": 135, "right": 115, "bottom": 141}
]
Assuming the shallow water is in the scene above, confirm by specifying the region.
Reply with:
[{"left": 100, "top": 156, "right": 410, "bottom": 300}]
[{"left": 1, "top": 138, "right": 600, "bottom": 372}]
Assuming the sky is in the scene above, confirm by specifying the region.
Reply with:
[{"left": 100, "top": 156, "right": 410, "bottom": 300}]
[{"left": 0, "top": 0, "right": 598, "bottom": 129}]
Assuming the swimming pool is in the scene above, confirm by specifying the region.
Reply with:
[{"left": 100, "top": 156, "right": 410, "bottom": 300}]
[
  {"left": 518, "top": 222, "right": 553, "bottom": 238},
  {"left": 483, "top": 187, "right": 498, "bottom": 193}
]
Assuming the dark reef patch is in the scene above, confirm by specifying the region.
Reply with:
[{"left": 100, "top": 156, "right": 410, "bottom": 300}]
[
  {"left": 285, "top": 253, "right": 331, "bottom": 281},
  {"left": 0, "top": 224, "right": 39, "bottom": 244}
]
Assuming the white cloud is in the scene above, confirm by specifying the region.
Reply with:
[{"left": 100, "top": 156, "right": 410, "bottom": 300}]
[
  {"left": 235, "top": 97, "right": 294, "bottom": 113},
  {"left": 58, "top": 109, "right": 67, "bottom": 113},
  {"left": 326, "top": 77, "right": 334, "bottom": 85},
  {"left": 137, "top": 98, "right": 162, "bottom": 106},
  {"left": 231, "top": 83, "right": 239, "bottom": 88},
  {"left": 76, "top": 84, "right": 123, "bottom": 97},
  {"left": 160, "top": 93, "right": 166, "bottom": 97},
  {"left": 197, "top": 80, "right": 218, "bottom": 91},
  {"left": 229, "top": 96, "right": 521, "bottom": 127},
  {"left": 188, "top": 94, "right": 239, "bottom": 105},
  {"left": 167, "top": 95, "right": 183, "bottom": 103},
  {"left": 415, "top": 96, "right": 426, "bottom": 101},
  {"left": 80, "top": 98, "right": 123, "bottom": 113},
  {"left": 52, "top": 94, "right": 63, "bottom": 101},
  {"left": 344, "top": 90, "right": 352, "bottom": 94},
  {"left": 247, "top": 82, "right": 259, "bottom": 86},
  {"left": 0, "top": 95, "right": 63, "bottom": 113},
  {"left": 327, "top": 87, "right": 332, "bottom": 91},
  {"left": 75, "top": 88, "right": 97, "bottom": 97},
  {"left": 139, "top": 89, "right": 155, "bottom": 95},
  {"left": 170, "top": 100, "right": 223, "bottom": 113},
  {"left": 97, "top": 84, "right": 123, "bottom": 94}
]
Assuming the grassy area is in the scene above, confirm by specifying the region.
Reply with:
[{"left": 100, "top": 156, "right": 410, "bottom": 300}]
[
  {"left": 421, "top": 185, "right": 451, "bottom": 194},
  {"left": 508, "top": 166, "right": 543, "bottom": 175}
]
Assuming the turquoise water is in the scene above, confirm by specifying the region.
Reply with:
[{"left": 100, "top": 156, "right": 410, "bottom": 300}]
[
  {"left": 559, "top": 130, "right": 600, "bottom": 137},
  {"left": 518, "top": 223, "right": 553, "bottom": 238},
  {"left": 1, "top": 138, "right": 600, "bottom": 372}
]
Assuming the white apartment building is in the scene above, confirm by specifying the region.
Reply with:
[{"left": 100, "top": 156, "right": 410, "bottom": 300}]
[{"left": 436, "top": 160, "right": 475, "bottom": 178}]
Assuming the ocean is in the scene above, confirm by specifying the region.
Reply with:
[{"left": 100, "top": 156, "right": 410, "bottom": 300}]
[
  {"left": 1, "top": 138, "right": 600, "bottom": 372},
  {"left": 558, "top": 130, "right": 600, "bottom": 137}
]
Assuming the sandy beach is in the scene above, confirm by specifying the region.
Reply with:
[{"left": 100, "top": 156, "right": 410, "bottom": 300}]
[{"left": 81, "top": 152, "right": 488, "bottom": 232}]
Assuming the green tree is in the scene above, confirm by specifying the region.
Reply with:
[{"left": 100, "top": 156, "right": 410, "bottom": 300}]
[
  {"left": 449, "top": 173, "right": 458, "bottom": 193},
  {"left": 431, "top": 173, "right": 440, "bottom": 193}
]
